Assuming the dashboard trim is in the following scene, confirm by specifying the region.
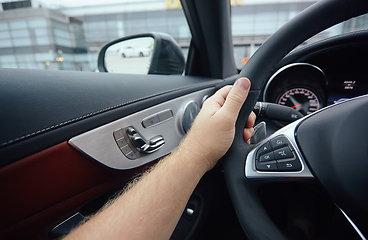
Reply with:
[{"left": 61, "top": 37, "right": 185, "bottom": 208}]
[{"left": 263, "top": 62, "right": 326, "bottom": 102}]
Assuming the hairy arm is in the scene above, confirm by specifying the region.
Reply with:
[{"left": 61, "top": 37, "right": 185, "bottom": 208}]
[{"left": 64, "top": 78, "right": 254, "bottom": 240}]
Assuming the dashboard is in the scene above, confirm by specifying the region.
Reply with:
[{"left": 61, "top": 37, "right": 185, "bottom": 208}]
[{"left": 262, "top": 30, "right": 368, "bottom": 118}]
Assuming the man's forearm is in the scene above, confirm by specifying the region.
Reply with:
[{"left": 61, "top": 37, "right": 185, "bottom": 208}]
[
  {"left": 64, "top": 146, "right": 208, "bottom": 240},
  {"left": 64, "top": 77, "right": 253, "bottom": 240}
]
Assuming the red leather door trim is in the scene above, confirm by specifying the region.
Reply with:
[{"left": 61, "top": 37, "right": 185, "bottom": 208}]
[{"left": 0, "top": 142, "right": 155, "bottom": 240}]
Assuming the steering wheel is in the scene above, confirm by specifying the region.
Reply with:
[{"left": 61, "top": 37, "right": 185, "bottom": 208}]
[{"left": 222, "top": 1, "right": 368, "bottom": 239}]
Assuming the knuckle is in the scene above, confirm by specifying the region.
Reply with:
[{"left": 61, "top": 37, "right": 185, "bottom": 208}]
[{"left": 228, "top": 92, "right": 244, "bottom": 105}]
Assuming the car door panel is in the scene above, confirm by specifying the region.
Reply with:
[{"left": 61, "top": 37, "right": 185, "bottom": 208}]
[
  {"left": 0, "top": 141, "right": 159, "bottom": 239},
  {"left": 0, "top": 68, "right": 222, "bottom": 167},
  {"left": 0, "top": 67, "right": 224, "bottom": 239}
]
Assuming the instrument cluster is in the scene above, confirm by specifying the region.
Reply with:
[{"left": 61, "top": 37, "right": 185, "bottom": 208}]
[
  {"left": 263, "top": 63, "right": 327, "bottom": 117},
  {"left": 263, "top": 62, "right": 368, "bottom": 120}
]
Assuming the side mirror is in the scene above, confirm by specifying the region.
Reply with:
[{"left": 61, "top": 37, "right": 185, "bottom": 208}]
[{"left": 98, "top": 32, "right": 185, "bottom": 75}]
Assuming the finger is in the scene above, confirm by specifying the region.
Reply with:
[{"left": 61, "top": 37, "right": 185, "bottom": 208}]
[
  {"left": 243, "top": 127, "right": 255, "bottom": 143},
  {"left": 245, "top": 111, "right": 256, "bottom": 129},
  {"left": 214, "top": 85, "right": 232, "bottom": 101},
  {"left": 205, "top": 85, "right": 232, "bottom": 108},
  {"left": 219, "top": 78, "right": 251, "bottom": 122}
]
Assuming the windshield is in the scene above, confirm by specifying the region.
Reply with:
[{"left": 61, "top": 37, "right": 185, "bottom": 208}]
[
  {"left": 231, "top": 0, "right": 368, "bottom": 69},
  {"left": 0, "top": 0, "right": 367, "bottom": 72}
]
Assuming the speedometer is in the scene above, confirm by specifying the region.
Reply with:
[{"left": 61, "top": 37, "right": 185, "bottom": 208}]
[{"left": 277, "top": 87, "right": 322, "bottom": 115}]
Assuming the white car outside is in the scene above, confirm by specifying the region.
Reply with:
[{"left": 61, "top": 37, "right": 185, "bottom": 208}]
[{"left": 118, "top": 46, "right": 151, "bottom": 58}]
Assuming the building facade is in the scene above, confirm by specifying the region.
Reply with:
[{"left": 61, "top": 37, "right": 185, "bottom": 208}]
[{"left": 0, "top": 2, "right": 90, "bottom": 70}]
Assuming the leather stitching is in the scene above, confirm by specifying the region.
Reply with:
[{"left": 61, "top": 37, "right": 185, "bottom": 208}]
[{"left": 0, "top": 86, "right": 190, "bottom": 147}]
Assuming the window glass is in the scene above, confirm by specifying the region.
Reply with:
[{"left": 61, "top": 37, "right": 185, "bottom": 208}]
[
  {"left": 18, "top": 62, "right": 28, "bottom": 69},
  {"left": 55, "top": 38, "right": 72, "bottom": 47},
  {"left": 13, "top": 38, "right": 32, "bottom": 46},
  {"left": 16, "top": 54, "right": 35, "bottom": 62},
  {"left": 36, "top": 37, "right": 51, "bottom": 45},
  {"left": 232, "top": 0, "right": 368, "bottom": 70},
  {"left": 1, "top": 55, "right": 17, "bottom": 63},
  {"left": 53, "top": 29, "right": 71, "bottom": 39},
  {"left": 35, "top": 28, "right": 48, "bottom": 36},
  {"left": 0, "top": 22, "right": 9, "bottom": 31},
  {"left": 11, "top": 30, "right": 29, "bottom": 38},
  {"left": 34, "top": 53, "right": 54, "bottom": 62},
  {"left": 178, "top": 25, "right": 190, "bottom": 39},
  {"left": 0, "top": 31, "right": 11, "bottom": 39},
  {"left": 9, "top": 20, "right": 27, "bottom": 29},
  {"left": 28, "top": 19, "right": 48, "bottom": 28},
  {"left": 0, "top": 39, "right": 12, "bottom": 47},
  {"left": 2, "top": 63, "right": 18, "bottom": 68},
  {"left": 89, "top": 21, "right": 106, "bottom": 29},
  {"left": 106, "top": 21, "right": 117, "bottom": 28},
  {"left": 51, "top": 20, "right": 69, "bottom": 31},
  {"left": 232, "top": 15, "right": 255, "bottom": 36},
  {"left": 233, "top": 45, "right": 250, "bottom": 69},
  {"left": 0, "top": 0, "right": 190, "bottom": 72},
  {"left": 26, "top": 62, "right": 37, "bottom": 69}
]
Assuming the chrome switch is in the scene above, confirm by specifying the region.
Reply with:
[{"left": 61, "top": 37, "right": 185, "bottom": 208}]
[{"left": 126, "top": 127, "right": 165, "bottom": 154}]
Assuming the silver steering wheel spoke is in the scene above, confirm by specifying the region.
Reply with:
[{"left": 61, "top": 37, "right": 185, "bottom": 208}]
[{"left": 245, "top": 118, "right": 313, "bottom": 179}]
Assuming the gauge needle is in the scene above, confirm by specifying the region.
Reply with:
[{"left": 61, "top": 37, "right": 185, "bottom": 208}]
[
  {"left": 289, "top": 95, "right": 299, "bottom": 106},
  {"left": 291, "top": 103, "right": 302, "bottom": 109},
  {"left": 289, "top": 95, "right": 302, "bottom": 110}
]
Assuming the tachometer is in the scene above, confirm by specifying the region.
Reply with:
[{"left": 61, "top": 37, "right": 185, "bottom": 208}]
[{"left": 277, "top": 87, "right": 322, "bottom": 115}]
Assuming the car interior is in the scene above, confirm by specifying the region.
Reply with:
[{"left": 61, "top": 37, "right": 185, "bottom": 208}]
[{"left": 1, "top": 0, "right": 368, "bottom": 239}]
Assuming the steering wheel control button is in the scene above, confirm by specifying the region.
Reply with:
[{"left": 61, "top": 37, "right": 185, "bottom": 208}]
[
  {"left": 277, "top": 158, "right": 302, "bottom": 172},
  {"left": 113, "top": 129, "right": 124, "bottom": 140},
  {"left": 256, "top": 142, "right": 272, "bottom": 159},
  {"left": 274, "top": 147, "right": 293, "bottom": 160},
  {"left": 246, "top": 118, "right": 314, "bottom": 179},
  {"left": 142, "top": 114, "right": 160, "bottom": 128},
  {"left": 259, "top": 152, "right": 275, "bottom": 162},
  {"left": 157, "top": 110, "right": 173, "bottom": 122},
  {"left": 270, "top": 136, "right": 290, "bottom": 149},
  {"left": 256, "top": 160, "right": 278, "bottom": 171}
]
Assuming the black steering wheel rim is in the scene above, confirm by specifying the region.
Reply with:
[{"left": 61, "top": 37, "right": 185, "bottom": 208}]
[{"left": 222, "top": 1, "right": 368, "bottom": 239}]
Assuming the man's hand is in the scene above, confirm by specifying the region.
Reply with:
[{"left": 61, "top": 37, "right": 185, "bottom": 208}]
[{"left": 180, "top": 78, "right": 256, "bottom": 172}]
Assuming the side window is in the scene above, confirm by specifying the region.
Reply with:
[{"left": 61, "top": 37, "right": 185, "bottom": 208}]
[{"left": 0, "top": 0, "right": 191, "bottom": 74}]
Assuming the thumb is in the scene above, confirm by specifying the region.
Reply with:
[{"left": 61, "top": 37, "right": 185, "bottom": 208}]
[{"left": 221, "top": 78, "right": 251, "bottom": 122}]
